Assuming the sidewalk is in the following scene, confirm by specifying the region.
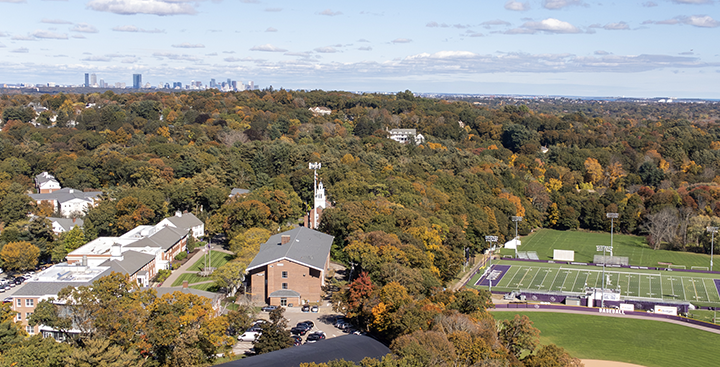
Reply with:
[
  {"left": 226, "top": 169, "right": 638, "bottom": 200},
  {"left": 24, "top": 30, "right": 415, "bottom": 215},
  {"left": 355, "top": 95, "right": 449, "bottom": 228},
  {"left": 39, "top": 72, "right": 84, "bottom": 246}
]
[{"left": 451, "top": 253, "right": 490, "bottom": 291}]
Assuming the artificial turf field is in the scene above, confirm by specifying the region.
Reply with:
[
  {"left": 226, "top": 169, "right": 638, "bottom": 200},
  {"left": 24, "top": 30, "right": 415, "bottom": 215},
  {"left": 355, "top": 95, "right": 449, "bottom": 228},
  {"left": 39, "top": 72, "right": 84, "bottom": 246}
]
[
  {"left": 498, "top": 229, "right": 717, "bottom": 271},
  {"left": 480, "top": 260, "right": 720, "bottom": 304},
  {"left": 492, "top": 311, "right": 720, "bottom": 367}
]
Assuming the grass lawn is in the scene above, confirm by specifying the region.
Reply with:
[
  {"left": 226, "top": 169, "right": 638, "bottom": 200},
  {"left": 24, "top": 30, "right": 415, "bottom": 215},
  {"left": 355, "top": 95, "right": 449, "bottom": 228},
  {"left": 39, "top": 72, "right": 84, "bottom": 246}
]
[
  {"left": 492, "top": 311, "right": 720, "bottom": 367},
  {"left": 687, "top": 309, "right": 720, "bottom": 324},
  {"left": 499, "top": 229, "right": 716, "bottom": 270},
  {"left": 171, "top": 272, "right": 214, "bottom": 287},
  {"left": 187, "top": 251, "right": 234, "bottom": 271},
  {"left": 190, "top": 282, "right": 219, "bottom": 292}
]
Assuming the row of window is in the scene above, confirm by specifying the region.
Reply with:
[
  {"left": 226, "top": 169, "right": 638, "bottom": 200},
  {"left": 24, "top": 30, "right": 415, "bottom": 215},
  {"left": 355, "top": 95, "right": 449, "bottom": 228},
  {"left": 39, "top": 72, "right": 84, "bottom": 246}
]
[
  {"left": 16, "top": 299, "right": 34, "bottom": 307},
  {"left": 17, "top": 312, "right": 32, "bottom": 321}
]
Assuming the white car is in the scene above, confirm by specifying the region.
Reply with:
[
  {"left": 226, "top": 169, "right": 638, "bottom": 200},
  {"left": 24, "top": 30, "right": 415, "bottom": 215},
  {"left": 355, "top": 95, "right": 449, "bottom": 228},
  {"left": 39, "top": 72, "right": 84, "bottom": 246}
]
[{"left": 238, "top": 331, "right": 261, "bottom": 342}]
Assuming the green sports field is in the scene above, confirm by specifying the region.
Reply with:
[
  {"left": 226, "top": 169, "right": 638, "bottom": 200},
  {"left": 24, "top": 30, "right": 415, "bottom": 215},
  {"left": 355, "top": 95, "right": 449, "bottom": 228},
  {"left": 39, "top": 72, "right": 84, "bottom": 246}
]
[
  {"left": 499, "top": 229, "right": 717, "bottom": 270},
  {"left": 492, "top": 311, "right": 720, "bottom": 367},
  {"left": 483, "top": 260, "right": 720, "bottom": 304}
]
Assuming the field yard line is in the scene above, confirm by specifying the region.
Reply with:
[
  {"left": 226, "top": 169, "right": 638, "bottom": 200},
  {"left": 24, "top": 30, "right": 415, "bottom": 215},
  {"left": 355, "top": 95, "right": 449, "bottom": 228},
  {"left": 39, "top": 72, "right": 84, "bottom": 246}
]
[
  {"left": 571, "top": 271, "right": 580, "bottom": 292},
  {"left": 648, "top": 275, "right": 652, "bottom": 297},
  {"left": 703, "top": 279, "right": 711, "bottom": 302},
  {"left": 559, "top": 270, "right": 571, "bottom": 291},
  {"left": 517, "top": 268, "right": 532, "bottom": 288},
  {"left": 528, "top": 268, "right": 541, "bottom": 287},
  {"left": 550, "top": 267, "right": 561, "bottom": 291},
  {"left": 659, "top": 275, "right": 663, "bottom": 298},
  {"left": 669, "top": 277, "right": 674, "bottom": 298},
  {"left": 681, "top": 277, "right": 687, "bottom": 301},
  {"left": 504, "top": 266, "right": 522, "bottom": 287},
  {"left": 692, "top": 278, "right": 699, "bottom": 301},
  {"left": 538, "top": 269, "right": 551, "bottom": 288},
  {"left": 626, "top": 275, "right": 632, "bottom": 296}
]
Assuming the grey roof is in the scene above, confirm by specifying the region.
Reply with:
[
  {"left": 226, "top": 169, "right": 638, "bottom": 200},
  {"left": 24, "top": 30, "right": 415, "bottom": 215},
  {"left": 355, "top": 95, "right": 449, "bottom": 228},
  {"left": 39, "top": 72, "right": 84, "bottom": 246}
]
[
  {"left": 29, "top": 187, "right": 102, "bottom": 204},
  {"left": 216, "top": 335, "right": 390, "bottom": 367},
  {"left": 154, "top": 287, "right": 220, "bottom": 300},
  {"left": 11, "top": 268, "right": 112, "bottom": 297},
  {"left": 48, "top": 217, "right": 84, "bottom": 232},
  {"left": 99, "top": 251, "right": 155, "bottom": 276},
  {"left": 166, "top": 213, "right": 203, "bottom": 231},
  {"left": 269, "top": 289, "right": 301, "bottom": 298},
  {"left": 35, "top": 172, "right": 59, "bottom": 186},
  {"left": 247, "top": 227, "right": 333, "bottom": 272},
  {"left": 389, "top": 128, "right": 417, "bottom": 134},
  {"left": 230, "top": 188, "right": 251, "bottom": 197},
  {"left": 125, "top": 226, "right": 186, "bottom": 251}
]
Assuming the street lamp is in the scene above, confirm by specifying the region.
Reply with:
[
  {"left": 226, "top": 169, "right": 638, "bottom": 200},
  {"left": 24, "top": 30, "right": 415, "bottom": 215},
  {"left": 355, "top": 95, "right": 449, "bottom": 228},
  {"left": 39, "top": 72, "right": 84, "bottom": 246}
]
[
  {"left": 485, "top": 236, "right": 498, "bottom": 293},
  {"left": 708, "top": 226, "right": 718, "bottom": 271},
  {"left": 511, "top": 216, "right": 523, "bottom": 258},
  {"left": 602, "top": 213, "right": 619, "bottom": 308}
]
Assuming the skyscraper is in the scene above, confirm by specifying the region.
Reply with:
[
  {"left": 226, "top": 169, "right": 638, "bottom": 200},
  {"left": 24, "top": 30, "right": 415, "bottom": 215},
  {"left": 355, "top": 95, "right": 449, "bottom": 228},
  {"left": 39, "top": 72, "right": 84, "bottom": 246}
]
[
  {"left": 84, "top": 73, "right": 89, "bottom": 87},
  {"left": 90, "top": 74, "right": 97, "bottom": 87},
  {"left": 133, "top": 74, "right": 142, "bottom": 89}
]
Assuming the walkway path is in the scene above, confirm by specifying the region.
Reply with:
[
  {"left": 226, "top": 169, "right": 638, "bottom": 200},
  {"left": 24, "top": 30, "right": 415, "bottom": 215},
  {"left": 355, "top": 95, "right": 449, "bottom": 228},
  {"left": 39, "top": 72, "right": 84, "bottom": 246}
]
[{"left": 452, "top": 253, "right": 490, "bottom": 291}]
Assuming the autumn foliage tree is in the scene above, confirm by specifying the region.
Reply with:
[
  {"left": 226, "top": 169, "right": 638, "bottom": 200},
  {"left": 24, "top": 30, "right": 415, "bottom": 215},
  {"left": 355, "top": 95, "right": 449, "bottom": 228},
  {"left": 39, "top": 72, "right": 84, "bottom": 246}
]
[{"left": 0, "top": 241, "right": 40, "bottom": 271}]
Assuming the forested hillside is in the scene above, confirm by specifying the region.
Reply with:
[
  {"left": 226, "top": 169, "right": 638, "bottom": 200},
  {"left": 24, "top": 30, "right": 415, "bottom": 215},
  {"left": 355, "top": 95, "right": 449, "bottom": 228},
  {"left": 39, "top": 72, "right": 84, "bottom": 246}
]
[{"left": 1, "top": 89, "right": 719, "bottom": 365}]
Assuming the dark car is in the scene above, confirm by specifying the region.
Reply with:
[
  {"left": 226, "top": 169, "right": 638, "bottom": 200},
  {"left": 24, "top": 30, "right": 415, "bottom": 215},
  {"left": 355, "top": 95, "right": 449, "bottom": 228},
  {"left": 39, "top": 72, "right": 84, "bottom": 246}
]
[
  {"left": 305, "top": 331, "right": 326, "bottom": 344},
  {"left": 261, "top": 305, "right": 278, "bottom": 312},
  {"left": 310, "top": 305, "right": 319, "bottom": 313},
  {"left": 290, "top": 325, "right": 310, "bottom": 335},
  {"left": 290, "top": 335, "right": 302, "bottom": 346},
  {"left": 301, "top": 305, "right": 310, "bottom": 312},
  {"left": 298, "top": 321, "right": 314, "bottom": 329},
  {"left": 13, "top": 277, "right": 25, "bottom": 285}
]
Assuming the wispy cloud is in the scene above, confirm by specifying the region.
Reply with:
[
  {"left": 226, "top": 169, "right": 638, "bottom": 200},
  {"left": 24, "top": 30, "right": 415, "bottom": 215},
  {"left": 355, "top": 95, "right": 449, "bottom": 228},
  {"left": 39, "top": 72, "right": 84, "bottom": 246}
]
[
  {"left": 642, "top": 1, "right": 658, "bottom": 6},
  {"left": 602, "top": 21, "right": 630, "bottom": 30},
  {"left": 112, "top": 25, "right": 165, "bottom": 33},
  {"left": 11, "top": 47, "right": 29, "bottom": 53},
  {"left": 319, "top": 9, "right": 342, "bottom": 16},
  {"left": 0, "top": 0, "right": 27, "bottom": 3},
  {"left": 673, "top": 0, "right": 713, "bottom": 4},
  {"left": 358, "top": 46, "right": 372, "bottom": 51},
  {"left": 11, "top": 34, "right": 35, "bottom": 41},
  {"left": 87, "top": 0, "right": 201, "bottom": 16},
  {"left": 543, "top": 0, "right": 584, "bottom": 9},
  {"left": 152, "top": 52, "right": 201, "bottom": 62},
  {"left": 33, "top": 30, "right": 69, "bottom": 39},
  {"left": 391, "top": 38, "right": 412, "bottom": 43},
  {"left": 172, "top": 43, "right": 205, "bottom": 48},
  {"left": 481, "top": 19, "right": 511, "bottom": 28},
  {"left": 265, "top": 7, "right": 282, "bottom": 12},
  {"left": 650, "top": 15, "right": 719, "bottom": 28},
  {"left": 314, "top": 46, "right": 338, "bottom": 53},
  {"left": 41, "top": 18, "right": 72, "bottom": 24},
  {"left": 506, "top": 18, "right": 581, "bottom": 34},
  {"left": 250, "top": 44, "right": 288, "bottom": 52},
  {"left": 505, "top": 1, "right": 529, "bottom": 11},
  {"left": 72, "top": 23, "right": 98, "bottom": 33},
  {"left": 266, "top": 27, "right": 278, "bottom": 32}
]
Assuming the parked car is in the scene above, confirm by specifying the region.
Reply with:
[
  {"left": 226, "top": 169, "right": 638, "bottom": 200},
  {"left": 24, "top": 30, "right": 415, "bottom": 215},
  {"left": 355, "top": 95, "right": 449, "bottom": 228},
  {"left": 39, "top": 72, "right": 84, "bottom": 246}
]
[
  {"left": 13, "top": 277, "right": 25, "bottom": 285},
  {"left": 298, "top": 321, "right": 314, "bottom": 329},
  {"left": 310, "top": 305, "right": 319, "bottom": 313},
  {"left": 334, "top": 316, "right": 346, "bottom": 328},
  {"left": 238, "top": 331, "right": 262, "bottom": 342},
  {"left": 291, "top": 321, "right": 314, "bottom": 335},
  {"left": 305, "top": 331, "right": 326, "bottom": 344},
  {"left": 261, "top": 305, "right": 278, "bottom": 312},
  {"left": 290, "top": 335, "right": 302, "bottom": 346},
  {"left": 336, "top": 321, "right": 351, "bottom": 330},
  {"left": 301, "top": 305, "right": 310, "bottom": 312}
]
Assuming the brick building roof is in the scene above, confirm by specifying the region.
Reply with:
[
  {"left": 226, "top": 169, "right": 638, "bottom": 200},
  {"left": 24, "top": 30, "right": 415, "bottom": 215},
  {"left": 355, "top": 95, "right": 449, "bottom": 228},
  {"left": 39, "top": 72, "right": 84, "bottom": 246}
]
[{"left": 247, "top": 227, "right": 333, "bottom": 272}]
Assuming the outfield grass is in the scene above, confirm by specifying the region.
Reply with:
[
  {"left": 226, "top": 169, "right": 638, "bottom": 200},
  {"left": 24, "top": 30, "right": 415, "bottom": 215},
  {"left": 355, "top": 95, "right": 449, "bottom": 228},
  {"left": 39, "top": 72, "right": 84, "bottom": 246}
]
[
  {"left": 492, "top": 311, "right": 720, "bottom": 367},
  {"left": 187, "top": 251, "right": 234, "bottom": 271},
  {"left": 499, "top": 229, "right": 716, "bottom": 270}
]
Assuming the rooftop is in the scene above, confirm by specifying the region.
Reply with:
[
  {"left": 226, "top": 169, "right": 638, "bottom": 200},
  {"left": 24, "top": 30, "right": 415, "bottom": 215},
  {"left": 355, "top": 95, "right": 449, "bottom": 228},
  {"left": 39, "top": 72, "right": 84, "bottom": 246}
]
[{"left": 247, "top": 227, "right": 333, "bottom": 272}]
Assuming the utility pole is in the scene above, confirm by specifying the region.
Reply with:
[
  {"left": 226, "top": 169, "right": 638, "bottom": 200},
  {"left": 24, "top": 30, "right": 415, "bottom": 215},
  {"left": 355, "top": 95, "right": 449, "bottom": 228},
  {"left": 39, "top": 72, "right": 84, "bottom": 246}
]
[{"left": 603, "top": 213, "right": 619, "bottom": 308}]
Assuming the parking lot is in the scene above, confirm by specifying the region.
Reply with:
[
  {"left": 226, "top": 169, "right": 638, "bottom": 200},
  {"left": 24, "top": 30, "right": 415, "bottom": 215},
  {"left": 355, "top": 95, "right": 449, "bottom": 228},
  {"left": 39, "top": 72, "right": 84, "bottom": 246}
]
[{"left": 232, "top": 304, "right": 351, "bottom": 355}]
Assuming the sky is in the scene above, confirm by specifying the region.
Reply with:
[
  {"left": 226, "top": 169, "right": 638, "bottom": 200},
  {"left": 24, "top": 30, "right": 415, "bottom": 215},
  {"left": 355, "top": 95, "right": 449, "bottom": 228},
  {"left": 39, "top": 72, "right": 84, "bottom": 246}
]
[{"left": 0, "top": 0, "right": 719, "bottom": 98}]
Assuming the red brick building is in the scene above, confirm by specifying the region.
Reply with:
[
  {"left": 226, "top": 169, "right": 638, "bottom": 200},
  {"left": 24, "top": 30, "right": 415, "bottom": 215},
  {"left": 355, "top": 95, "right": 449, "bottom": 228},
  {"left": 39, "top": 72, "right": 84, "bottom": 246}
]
[{"left": 246, "top": 227, "right": 334, "bottom": 306}]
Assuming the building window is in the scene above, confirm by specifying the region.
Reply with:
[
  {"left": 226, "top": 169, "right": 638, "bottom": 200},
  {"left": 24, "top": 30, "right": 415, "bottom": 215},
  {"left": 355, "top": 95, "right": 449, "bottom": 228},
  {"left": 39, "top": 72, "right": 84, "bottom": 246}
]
[
  {"left": 26, "top": 312, "right": 32, "bottom": 320},
  {"left": 26, "top": 299, "right": 34, "bottom": 307},
  {"left": 16, "top": 299, "right": 21, "bottom": 307},
  {"left": 282, "top": 283, "right": 288, "bottom": 290},
  {"left": 282, "top": 271, "right": 288, "bottom": 278},
  {"left": 280, "top": 298, "right": 287, "bottom": 306},
  {"left": 16, "top": 313, "right": 21, "bottom": 321},
  {"left": 26, "top": 326, "right": 34, "bottom": 335}
]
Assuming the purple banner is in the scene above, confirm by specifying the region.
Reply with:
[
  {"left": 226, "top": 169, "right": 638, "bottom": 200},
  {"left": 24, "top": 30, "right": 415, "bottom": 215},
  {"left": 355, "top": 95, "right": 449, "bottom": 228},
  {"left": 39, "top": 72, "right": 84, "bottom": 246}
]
[{"left": 475, "top": 265, "right": 511, "bottom": 287}]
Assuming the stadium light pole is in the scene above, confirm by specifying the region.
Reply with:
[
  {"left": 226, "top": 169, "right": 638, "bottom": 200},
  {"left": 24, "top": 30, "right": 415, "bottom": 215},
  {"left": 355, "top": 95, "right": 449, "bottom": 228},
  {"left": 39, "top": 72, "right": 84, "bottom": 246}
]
[
  {"left": 708, "top": 226, "right": 718, "bottom": 271},
  {"left": 603, "top": 213, "right": 618, "bottom": 308},
  {"left": 485, "top": 236, "right": 498, "bottom": 293},
  {"left": 511, "top": 216, "right": 523, "bottom": 258}
]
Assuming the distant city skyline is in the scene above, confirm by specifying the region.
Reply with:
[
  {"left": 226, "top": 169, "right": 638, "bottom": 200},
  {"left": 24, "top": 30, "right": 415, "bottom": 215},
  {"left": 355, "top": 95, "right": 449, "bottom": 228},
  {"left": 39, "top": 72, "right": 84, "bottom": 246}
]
[{"left": 1, "top": 1, "right": 719, "bottom": 98}]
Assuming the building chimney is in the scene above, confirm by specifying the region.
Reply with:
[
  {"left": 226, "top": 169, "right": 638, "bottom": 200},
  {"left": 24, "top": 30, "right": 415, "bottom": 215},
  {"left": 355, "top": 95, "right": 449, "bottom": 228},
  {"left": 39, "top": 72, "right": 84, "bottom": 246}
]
[
  {"left": 281, "top": 235, "right": 291, "bottom": 245},
  {"left": 175, "top": 211, "right": 182, "bottom": 217},
  {"left": 111, "top": 243, "right": 123, "bottom": 260},
  {"left": 182, "top": 281, "right": 189, "bottom": 289},
  {"left": 82, "top": 255, "right": 87, "bottom": 267},
  {"left": 72, "top": 217, "right": 76, "bottom": 223}
]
